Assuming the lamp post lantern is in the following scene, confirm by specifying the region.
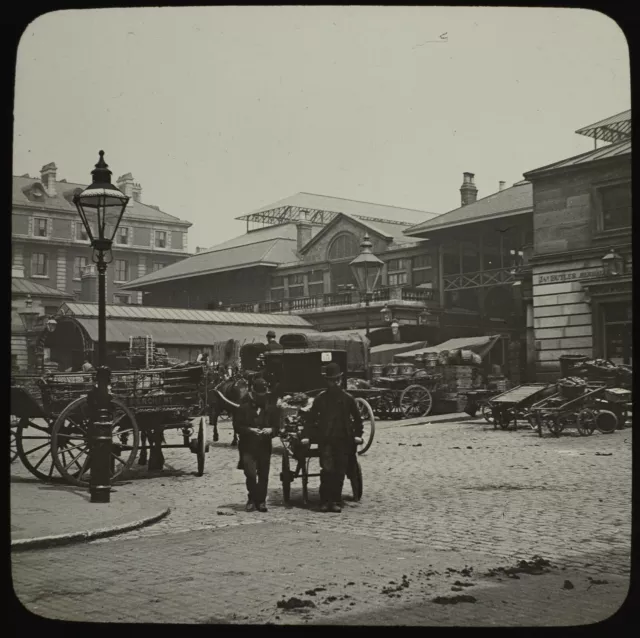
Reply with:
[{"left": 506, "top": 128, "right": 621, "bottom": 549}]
[
  {"left": 73, "top": 151, "right": 129, "bottom": 504},
  {"left": 418, "top": 307, "right": 430, "bottom": 326},
  {"left": 349, "top": 234, "right": 384, "bottom": 338}
]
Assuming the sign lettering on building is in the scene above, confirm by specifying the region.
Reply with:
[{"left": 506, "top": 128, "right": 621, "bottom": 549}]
[{"left": 536, "top": 268, "right": 604, "bottom": 286}]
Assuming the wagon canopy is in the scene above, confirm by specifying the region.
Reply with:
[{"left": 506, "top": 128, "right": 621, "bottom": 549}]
[
  {"left": 279, "top": 331, "right": 370, "bottom": 372},
  {"left": 394, "top": 335, "right": 502, "bottom": 362}
]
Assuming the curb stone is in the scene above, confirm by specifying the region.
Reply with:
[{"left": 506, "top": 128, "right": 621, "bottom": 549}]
[{"left": 11, "top": 507, "right": 171, "bottom": 552}]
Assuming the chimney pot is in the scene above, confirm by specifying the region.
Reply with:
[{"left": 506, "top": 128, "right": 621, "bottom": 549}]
[
  {"left": 460, "top": 172, "right": 478, "bottom": 206},
  {"left": 132, "top": 182, "right": 142, "bottom": 203},
  {"left": 499, "top": 181, "right": 506, "bottom": 191},
  {"left": 116, "top": 173, "right": 135, "bottom": 205},
  {"left": 40, "top": 162, "right": 58, "bottom": 196}
]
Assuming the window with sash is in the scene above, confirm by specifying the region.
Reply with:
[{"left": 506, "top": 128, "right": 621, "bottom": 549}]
[
  {"left": 288, "top": 273, "right": 305, "bottom": 298},
  {"left": 308, "top": 269, "right": 324, "bottom": 296},
  {"left": 388, "top": 272, "right": 408, "bottom": 286},
  {"left": 152, "top": 262, "right": 165, "bottom": 272},
  {"left": 597, "top": 182, "right": 631, "bottom": 231},
  {"left": 155, "top": 230, "right": 167, "bottom": 248},
  {"left": 115, "top": 259, "right": 129, "bottom": 282},
  {"left": 31, "top": 252, "right": 47, "bottom": 277},
  {"left": 34, "top": 218, "right": 48, "bottom": 237},
  {"left": 76, "top": 223, "right": 89, "bottom": 241},
  {"left": 73, "top": 256, "right": 88, "bottom": 280},
  {"left": 328, "top": 233, "right": 359, "bottom": 261},
  {"left": 412, "top": 254, "right": 432, "bottom": 286},
  {"left": 387, "top": 258, "right": 408, "bottom": 286},
  {"left": 270, "top": 275, "right": 285, "bottom": 301},
  {"left": 116, "top": 227, "right": 130, "bottom": 245}
]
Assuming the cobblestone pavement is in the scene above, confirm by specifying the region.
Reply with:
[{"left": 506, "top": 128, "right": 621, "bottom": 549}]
[{"left": 12, "top": 416, "right": 632, "bottom": 625}]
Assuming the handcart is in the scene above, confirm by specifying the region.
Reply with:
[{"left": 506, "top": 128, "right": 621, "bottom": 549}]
[
  {"left": 486, "top": 383, "right": 552, "bottom": 430},
  {"left": 460, "top": 388, "right": 502, "bottom": 422},
  {"left": 528, "top": 381, "right": 621, "bottom": 437}
]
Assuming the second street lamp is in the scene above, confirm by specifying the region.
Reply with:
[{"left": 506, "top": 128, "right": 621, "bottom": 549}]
[
  {"left": 349, "top": 234, "right": 384, "bottom": 339},
  {"left": 73, "top": 150, "right": 129, "bottom": 504}
]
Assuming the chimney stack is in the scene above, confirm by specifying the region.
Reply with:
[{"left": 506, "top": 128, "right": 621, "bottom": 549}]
[
  {"left": 116, "top": 173, "right": 135, "bottom": 205},
  {"left": 40, "top": 162, "right": 57, "bottom": 196},
  {"left": 132, "top": 182, "right": 142, "bottom": 203},
  {"left": 460, "top": 172, "right": 478, "bottom": 207},
  {"left": 499, "top": 181, "right": 506, "bottom": 191},
  {"left": 296, "top": 222, "right": 313, "bottom": 252}
]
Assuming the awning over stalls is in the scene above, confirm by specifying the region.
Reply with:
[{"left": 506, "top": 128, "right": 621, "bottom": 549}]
[
  {"left": 394, "top": 335, "right": 502, "bottom": 361},
  {"left": 72, "top": 318, "right": 319, "bottom": 347},
  {"left": 370, "top": 341, "right": 427, "bottom": 365}
]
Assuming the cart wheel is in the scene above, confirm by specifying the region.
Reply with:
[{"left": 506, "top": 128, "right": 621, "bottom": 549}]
[
  {"left": 10, "top": 416, "right": 20, "bottom": 464},
  {"left": 482, "top": 404, "right": 495, "bottom": 425},
  {"left": 196, "top": 417, "right": 206, "bottom": 477},
  {"left": 51, "top": 396, "right": 139, "bottom": 487},
  {"left": 576, "top": 408, "right": 597, "bottom": 436},
  {"left": 15, "top": 417, "right": 64, "bottom": 482},
  {"left": 355, "top": 398, "right": 375, "bottom": 455},
  {"left": 545, "top": 415, "right": 564, "bottom": 437},
  {"left": 280, "top": 452, "right": 291, "bottom": 504},
  {"left": 350, "top": 458, "right": 363, "bottom": 502},
  {"left": 595, "top": 410, "right": 618, "bottom": 434},
  {"left": 302, "top": 458, "right": 310, "bottom": 506},
  {"left": 400, "top": 385, "right": 433, "bottom": 419}
]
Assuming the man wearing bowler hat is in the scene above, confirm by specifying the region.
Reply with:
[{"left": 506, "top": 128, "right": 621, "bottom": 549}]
[
  {"left": 307, "top": 361, "right": 363, "bottom": 513},
  {"left": 265, "top": 330, "right": 282, "bottom": 351},
  {"left": 233, "top": 376, "right": 279, "bottom": 512}
]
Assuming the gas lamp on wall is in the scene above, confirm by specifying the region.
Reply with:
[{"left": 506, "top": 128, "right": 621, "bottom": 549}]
[
  {"left": 349, "top": 234, "right": 384, "bottom": 338},
  {"left": 418, "top": 307, "right": 430, "bottom": 326},
  {"left": 18, "top": 295, "right": 40, "bottom": 333},
  {"left": 601, "top": 247, "right": 624, "bottom": 277}
]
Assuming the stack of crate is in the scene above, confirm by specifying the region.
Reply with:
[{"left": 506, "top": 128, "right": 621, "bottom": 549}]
[
  {"left": 438, "top": 365, "right": 476, "bottom": 413},
  {"left": 128, "top": 336, "right": 155, "bottom": 369}
]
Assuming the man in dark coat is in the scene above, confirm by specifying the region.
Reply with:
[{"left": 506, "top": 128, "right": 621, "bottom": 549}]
[
  {"left": 233, "top": 377, "right": 279, "bottom": 512},
  {"left": 265, "top": 330, "right": 282, "bottom": 351},
  {"left": 307, "top": 362, "right": 363, "bottom": 513}
]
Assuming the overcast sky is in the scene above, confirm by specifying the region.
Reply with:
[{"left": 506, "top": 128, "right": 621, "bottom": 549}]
[{"left": 14, "top": 7, "right": 630, "bottom": 251}]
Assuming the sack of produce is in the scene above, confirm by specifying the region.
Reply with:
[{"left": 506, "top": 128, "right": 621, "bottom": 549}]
[{"left": 558, "top": 376, "right": 587, "bottom": 400}]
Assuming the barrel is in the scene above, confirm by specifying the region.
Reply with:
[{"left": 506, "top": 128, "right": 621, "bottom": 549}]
[
  {"left": 398, "top": 363, "right": 416, "bottom": 376},
  {"left": 384, "top": 363, "right": 401, "bottom": 376},
  {"left": 595, "top": 410, "right": 618, "bottom": 433},
  {"left": 370, "top": 364, "right": 384, "bottom": 379},
  {"left": 424, "top": 353, "right": 439, "bottom": 368}
]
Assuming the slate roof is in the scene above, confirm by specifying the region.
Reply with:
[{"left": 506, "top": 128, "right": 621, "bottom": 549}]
[
  {"left": 523, "top": 140, "right": 631, "bottom": 178},
  {"left": 12, "top": 278, "right": 74, "bottom": 298},
  {"left": 405, "top": 182, "right": 533, "bottom": 236},
  {"left": 118, "top": 229, "right": 299, "bottom": 289},
  {"left": 13, "top": 175, "right": 190, "bottom": 227}
]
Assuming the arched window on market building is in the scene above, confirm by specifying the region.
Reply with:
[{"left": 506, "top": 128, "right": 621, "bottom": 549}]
[{"left": 327, "top": 232, "right": 360, "bottom": 293}]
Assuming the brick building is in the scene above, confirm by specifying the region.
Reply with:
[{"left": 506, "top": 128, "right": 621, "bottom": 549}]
[
  {"left": 523, "top": 110, "right": 632, "bottom": 381},
  {"left": 12, "top": 163, "right": 192, "bottom": 307}
]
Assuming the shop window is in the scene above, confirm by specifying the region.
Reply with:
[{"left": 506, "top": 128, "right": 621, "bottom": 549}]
[
  {"left": 328, "top": 233, "right": 359, "bottom": 261},
  {"left": 388, "top": 272, "right": 408, "bottom": 286},
  {"left": 603, "top": 302, "right": 632, "bottom": 364},
  {"left": 597, "top": 182, "right": 631, "bottom": 231}
]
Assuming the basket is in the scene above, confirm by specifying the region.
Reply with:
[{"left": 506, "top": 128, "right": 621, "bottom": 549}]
[
  {"left": 604, "top": 388, "right": 632, "bottom": 404},
  {"left": 559, "top": 354, "right": 589, "bottom": 378}
]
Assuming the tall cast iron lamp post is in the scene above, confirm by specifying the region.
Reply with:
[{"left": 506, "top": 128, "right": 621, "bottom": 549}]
[
  {"left": 73, "top": 151, "right": 129, "bottom": 503},
  {"left": 349, "top": 234, "right": 384, "bottom": 339}
]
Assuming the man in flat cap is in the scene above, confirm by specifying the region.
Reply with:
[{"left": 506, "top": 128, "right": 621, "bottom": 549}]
[
  {"left": 307, "top": 362, "right": 363, "bottom": 513},
  {"left": 233, "top": 376, "right": 279, "bottom": 512}
]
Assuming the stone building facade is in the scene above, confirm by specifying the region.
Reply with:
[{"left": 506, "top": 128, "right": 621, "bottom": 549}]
[
  {"left": 523, "top": 110, "right": 632, "bottom": 381},
  {"left": 12, "top": 163, "right": 192, "bottom": 307}
]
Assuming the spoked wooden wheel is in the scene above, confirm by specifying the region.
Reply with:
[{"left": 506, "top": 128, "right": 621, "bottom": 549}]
[
  {"left": 196, "top": 417, "right": 207, "bottom": 477},
  {"left": 576, "top": 408, "right": 597, "bottom": 436},
  {"left": 355, "top": 398, "right": 375, "bottom": 455},
  {"left": 280, "top": 452, "right": 292, "bottom": 504},
  {"left": 51, "top": 396, "right": 139, "bottom": 487},
  {"left": 544, "top": 415, "right": 564, "bottom": 437},
  {"left": 400, "top": 384, "right": 433, "bottom": 419},
  {"left": 349, "top": 457, "right": 363, "bottom": 502},
  {"left": 10, "top": 416, "right": 20, "bottom": 464},
  {"left": 15, "top": 416, "right": 65, "bottom": 482}
]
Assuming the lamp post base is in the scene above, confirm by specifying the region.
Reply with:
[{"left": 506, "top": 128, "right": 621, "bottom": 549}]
[{"left": 90, "top": 488, "right": 112, "bottom": 504}]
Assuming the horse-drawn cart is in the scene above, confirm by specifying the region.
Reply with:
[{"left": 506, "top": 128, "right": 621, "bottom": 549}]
[
  {"left": 264, "top": 349, "right": 366, "bottom": 506},
  {"left": 11, "top": 364, "right": 209, "bottom": 485}
]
